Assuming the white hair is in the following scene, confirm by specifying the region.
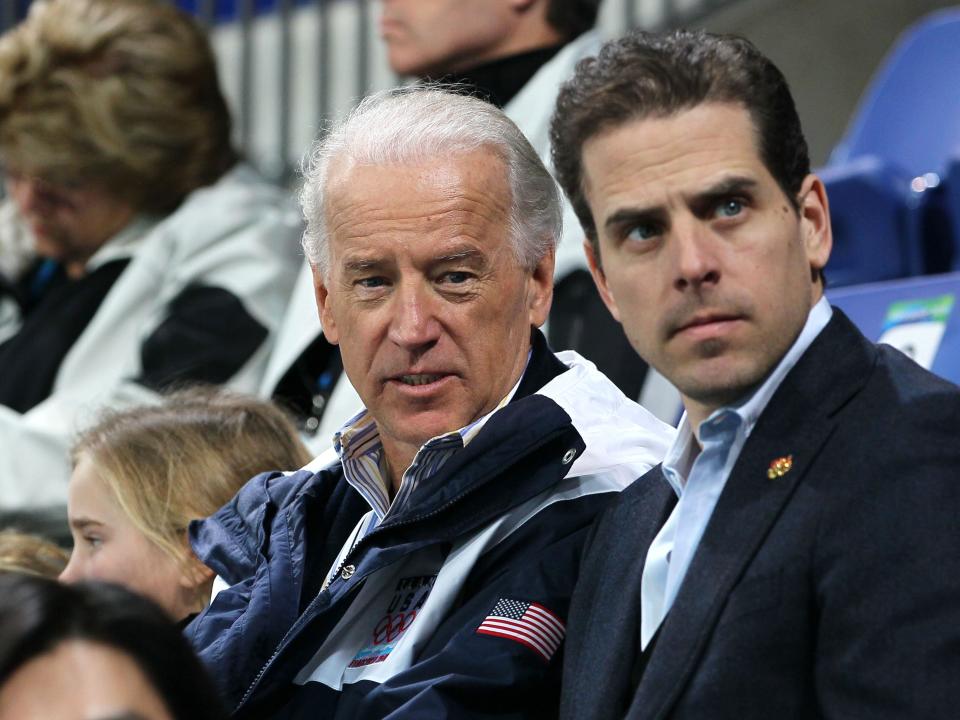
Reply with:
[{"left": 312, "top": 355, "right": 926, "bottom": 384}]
[{"left": 299, "top": 86, "right": 562, "bottom": 279}]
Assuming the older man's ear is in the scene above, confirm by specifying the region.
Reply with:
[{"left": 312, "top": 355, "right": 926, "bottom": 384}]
[
  {"left": 528, "top": 246, "right": 556, "bottom": 328},
  {"left": 311, "top": 263, "right": 339, "bottom": 345}
]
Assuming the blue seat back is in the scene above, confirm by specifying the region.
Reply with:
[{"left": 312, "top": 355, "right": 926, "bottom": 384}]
[
  {"left": 830, "top": 8, "right": 960, "bottom": 178},
  {"left": 828, "top": 272, "right": 960, "bottom": 385},
  {"left": 818, "top": 156, "right": 924, "bottom": 286}
]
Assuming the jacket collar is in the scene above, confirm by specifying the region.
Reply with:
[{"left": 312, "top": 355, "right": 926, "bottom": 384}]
[
  {"left": 562, "top": 467, "right": 676, "bottom": 720},
  {"left": 630, "top": 309, "right": 875, "bottom": 719},
  {"left": 515, "top": 328, "right": 568, "bottom": 400}
]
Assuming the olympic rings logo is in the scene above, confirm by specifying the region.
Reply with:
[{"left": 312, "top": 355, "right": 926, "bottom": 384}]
[{"left": 372, "top": 611, "right": 417, "bottom": 644}]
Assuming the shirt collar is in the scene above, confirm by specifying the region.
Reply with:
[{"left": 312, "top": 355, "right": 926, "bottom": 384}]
[
  {"left": 728, "top": 295, "right": 832, "bottom": 435},
  {"left": 334, "top": 352, "right": 531, "bottom": 520},
  {"left": 662, "top": 296, "right": 832, "bottom": 491}
]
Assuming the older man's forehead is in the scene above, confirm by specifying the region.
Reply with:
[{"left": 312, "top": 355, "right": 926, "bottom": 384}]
[
  {"left": 326, "top": 145, "right": 510, "bottom": 191},
  {"left": 325, "top": 151, "right": 512, "bottom": 243}
]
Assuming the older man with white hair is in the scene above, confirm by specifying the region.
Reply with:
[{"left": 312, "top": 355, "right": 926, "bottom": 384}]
[{"left": 185, "top": 87, "right": 673, "bottom": 719}]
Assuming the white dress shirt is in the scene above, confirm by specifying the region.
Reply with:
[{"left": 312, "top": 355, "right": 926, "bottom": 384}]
[{"left": 639, "top": 297, "right": 833, "bottom": 649}]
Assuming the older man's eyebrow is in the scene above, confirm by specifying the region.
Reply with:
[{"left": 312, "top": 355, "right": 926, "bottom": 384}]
[
  {"left": 342, "top": 258, "right": 388, "bottom": 275},
  {"left": 433, "top": 248, "right": 486, "bottom": 266}
]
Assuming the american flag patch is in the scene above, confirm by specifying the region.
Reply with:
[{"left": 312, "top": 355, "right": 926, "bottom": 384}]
[{"left": 476, "top": 598, "right": 565, "bottom": 661}]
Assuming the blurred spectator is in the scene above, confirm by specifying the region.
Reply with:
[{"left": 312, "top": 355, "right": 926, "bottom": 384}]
[
  {"left": 0, "top": 0, "right": 302, "bottom": 510},
  {"left": 0, "top": 529, "right": 68, "bottom": 577},
  {"left": 0, "top": 574, "right": 226, "bottom": 719},
  {"left": 60, "top": 388, "right": 311, "bottom": 622}
]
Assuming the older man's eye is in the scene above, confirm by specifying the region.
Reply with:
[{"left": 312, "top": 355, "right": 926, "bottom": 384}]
[
  {"left": 441, "top": 271, "right": 472, "bottom": 284},
  {"left": 357, "top": 277, "right": 387, "bottom": 289}
]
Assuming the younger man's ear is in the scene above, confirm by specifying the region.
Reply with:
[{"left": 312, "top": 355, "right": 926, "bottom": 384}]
[{"left": 798, "top": 174, "right": 832, "bottom": 276}]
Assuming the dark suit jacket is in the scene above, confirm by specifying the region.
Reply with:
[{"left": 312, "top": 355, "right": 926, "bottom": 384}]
[{"left": 560, "top": 310, "right": 960, "bottom": 720}]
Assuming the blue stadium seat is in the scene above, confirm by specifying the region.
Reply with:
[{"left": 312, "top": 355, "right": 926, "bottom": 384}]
[
  {"left": 829, "top": 8, "right": 960, "bottom": 177},
  {"left": 821, "top": 8, "right": 960, "bottom": 285},
  {"left": 819, "top": 156, "right": 923, "bottom": 287},
  {"left": 945, "top": 153, "right": 960, "bottom": 271},
  {"left": 828, "top": 272, "right": 960, "bottom": 385}
]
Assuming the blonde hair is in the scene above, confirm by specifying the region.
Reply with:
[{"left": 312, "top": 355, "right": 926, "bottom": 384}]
[
  {"left": 0, "top": 0, "right": 236, "bottom": 213},
  {"left": 0, "top": 530, "right": 69, "bottom": 578},
  {"left": 71, "top": 388, "right": 312, "bottom": 568}
]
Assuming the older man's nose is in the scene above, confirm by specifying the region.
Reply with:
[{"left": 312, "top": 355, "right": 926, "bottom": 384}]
[{"left": 388, "top": 281, "right": 442, "bottom": 349}]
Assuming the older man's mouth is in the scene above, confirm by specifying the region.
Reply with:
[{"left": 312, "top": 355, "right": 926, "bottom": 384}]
[
  {"left": 386, "top": 372, "right": 456, "bottom": 395},
  {"left": 399, "top": 374, "right": 444, "bottom": 386}
]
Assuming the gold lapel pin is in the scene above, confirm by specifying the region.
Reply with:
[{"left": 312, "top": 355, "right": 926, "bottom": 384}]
[{"left": 767, "top": 455, "right": 793, "bottom": 479}]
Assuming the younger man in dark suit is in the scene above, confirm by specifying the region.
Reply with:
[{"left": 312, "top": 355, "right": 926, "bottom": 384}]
[{"left": 549, "top": 29, "right": 960, "bottom": 719}]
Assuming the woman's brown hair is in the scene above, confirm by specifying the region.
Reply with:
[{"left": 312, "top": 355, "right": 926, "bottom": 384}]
[{"left": 0, "top": 0, "right": 237, "bottom": 213}]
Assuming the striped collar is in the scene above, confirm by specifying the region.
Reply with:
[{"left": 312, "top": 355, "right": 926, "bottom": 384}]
[{"left": 334, "top": 358, "right": 528, "bottom": 526}]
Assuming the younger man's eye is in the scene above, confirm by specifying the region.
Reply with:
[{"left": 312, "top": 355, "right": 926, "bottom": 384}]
[
  {"left": 715, "top": 199, "right": 744, "bottom": 218},
  {"left": 625, "top": 222, "right": 660, "bottom": 242}
]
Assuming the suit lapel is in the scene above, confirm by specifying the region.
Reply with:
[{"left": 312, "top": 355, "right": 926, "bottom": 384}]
[
  {"left": 568, "top": 468, "right": 675, "bottom": 720},
  {"left": 628, "top": 311, "right": 875, "bottom": 720}
]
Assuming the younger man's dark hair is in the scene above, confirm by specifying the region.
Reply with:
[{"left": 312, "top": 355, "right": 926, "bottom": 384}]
[{"left": 550, "top": 29, "right": 810, "bottom": 253}]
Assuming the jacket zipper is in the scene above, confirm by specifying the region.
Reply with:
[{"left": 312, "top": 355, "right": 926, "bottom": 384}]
[{"left": 235, "top": 423, "right": 575, "bottom": 712}]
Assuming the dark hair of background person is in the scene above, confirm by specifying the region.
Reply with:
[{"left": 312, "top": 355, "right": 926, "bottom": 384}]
[
  {"left": 0, "top": 0, "right": 237, "bottom": 215},
  {"left": 546, "top": 0, "right": 602, "bottom": 40},
  {"left": 0, "top": 575, "right": 226, "bottom": 720},
  {"left": 550, "top": 29, "right": 811, "bottom": 254}
]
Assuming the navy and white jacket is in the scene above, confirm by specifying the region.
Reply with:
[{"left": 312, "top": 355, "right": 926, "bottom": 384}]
[{"left": 187, "top": 335, "right": 674, "bottom": 718}]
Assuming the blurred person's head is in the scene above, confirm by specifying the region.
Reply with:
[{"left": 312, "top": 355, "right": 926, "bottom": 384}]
[
  {"left": 0, "top": 574, "right": 225, "bottom": 720},
  {"left": 0, "top": 0, "right": 237, "bottom": 278},
  {"left": 299, "top": 86, "right": 558, "bottom": 483},
  {"left": 550, "top": 30, "right": 831, "bottom": 427},
  {"left": 61, "top": 389, "right": 311, "bottom": 620},
  {"left": 0, "top": 530, "right": 69, "bottom": 578},
  {"left": 381, "top": 0, "right": 602, "bottom": 78}
]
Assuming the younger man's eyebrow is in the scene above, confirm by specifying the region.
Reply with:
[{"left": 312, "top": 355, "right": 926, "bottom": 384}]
[
  {"left": 604, "top": 206, "right": 668, "bottom": 232},
  {"left": 688, "top": 176, "right": 758, "bottom": 212}
]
